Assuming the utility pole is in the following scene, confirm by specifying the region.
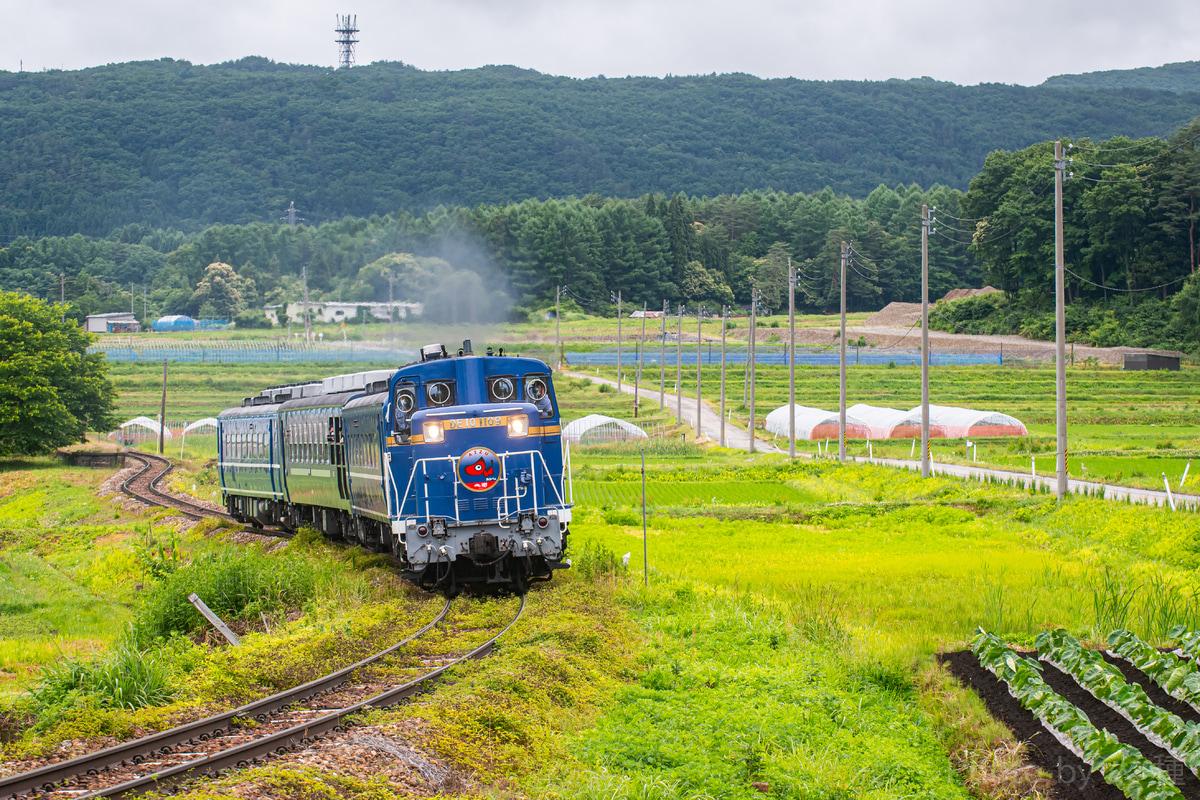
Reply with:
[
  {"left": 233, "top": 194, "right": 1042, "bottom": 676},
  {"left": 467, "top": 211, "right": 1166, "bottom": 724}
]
[
  {"left": 636, "top": 302, "right": 647, "bottom": 415},
  {"left": 383, "top": 269, "right": 396, "bottom": 349},
  {"left": 301, "top": 265, "right": 312, "bottom": 344},
  {"left": 1054, "top": 141, "right": 1069, "bottom": 500},
  {"left": 60, "top": 273, "right": 65, "bottom": 322},
  {"left": 131, "top": 282, "right": 135, "bottom": 316},
  {"left": 696, "top": 306, "right": 704, "bottom": 437},
  {"left": 555, "top": 285, "right": 562, "bottom": 369},
  {"left": 158, "top": 360, "right": 167, "bottom": 456},
  {"left": 788, "top": 258, "right": 796, "bottom": 459},
  {"left": 921, "top": 206, "right": 931, "bottom": 478},
  {"left": 720, "top": 304, "right": 727, "bottom": 448},
  {"left": 748, "top": 289, "right": 757, "bottom": 453},
  {"left": 675, "top": 304, "right": 683, "bottom": 423},
  {"left": 659, "top": 300, "right": 668, "bottom": 409},
  {"left": 612, "top": 291, "right": 623, "bottom": 393},
  {"left": 839, "top": 243, "right": 847, "bottom": 462},
  {"left": 143, "top": 285, "right": 147, "bottom": 322}
]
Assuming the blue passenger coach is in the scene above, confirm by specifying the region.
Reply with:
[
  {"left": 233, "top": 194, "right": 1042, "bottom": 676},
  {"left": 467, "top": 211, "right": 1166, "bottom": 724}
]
[{"left": 217, "top": 342, "right": 571, "bottom": 592}]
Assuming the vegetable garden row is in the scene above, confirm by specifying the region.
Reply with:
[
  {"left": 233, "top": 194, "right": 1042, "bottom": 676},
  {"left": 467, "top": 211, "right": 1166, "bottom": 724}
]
[{"left": 962, "top": 628, "right": 1200, "bottom": 800}]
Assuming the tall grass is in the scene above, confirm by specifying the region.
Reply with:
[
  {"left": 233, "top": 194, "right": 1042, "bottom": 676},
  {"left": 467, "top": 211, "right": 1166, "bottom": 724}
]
[
  {"left": 26, "top": 643, "right": 175, "bottom": 714},
  {"left": 131, "top": 548, "right": 318, "bottom": 647}
]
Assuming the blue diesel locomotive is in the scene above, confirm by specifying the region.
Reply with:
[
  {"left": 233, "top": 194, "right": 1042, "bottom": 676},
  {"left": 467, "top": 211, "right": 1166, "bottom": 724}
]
[{"left": 217, "top": 341, "right": 572, "bottom": 592}]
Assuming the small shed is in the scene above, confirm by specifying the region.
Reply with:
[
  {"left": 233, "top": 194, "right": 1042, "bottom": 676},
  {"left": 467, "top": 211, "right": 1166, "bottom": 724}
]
[
  {"left": 1124, "top": 353, "right": 1180, "bottom": 371},
  {"left": 562, "top": 414, "right": 648, "bottom": 444},
  {"left": 84, "top": 312, "right": 140, "bottom": 333},
  {"left": 764, "top": 405, "right": 871, "bottom": 441}
]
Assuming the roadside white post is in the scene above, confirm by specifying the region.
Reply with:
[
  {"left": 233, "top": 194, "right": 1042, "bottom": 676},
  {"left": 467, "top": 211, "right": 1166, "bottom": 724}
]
[{"left": 1164, "top": 473, "right": 1177, "bottom": 511}]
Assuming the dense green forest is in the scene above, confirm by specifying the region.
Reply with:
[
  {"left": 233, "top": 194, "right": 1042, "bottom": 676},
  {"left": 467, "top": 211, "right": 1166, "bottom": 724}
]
[
  {"left": 5, "top": 58, "right": 1200, "bottom": 238},
  {"left": 0, "top": 183, "right": 976, "bottom": 324},
  {"left": 1042, "top": 60, "right": 1200, "bottom": 93},
  {"left": 931, "top": 124, "right": 1200, "bottom": 352}
]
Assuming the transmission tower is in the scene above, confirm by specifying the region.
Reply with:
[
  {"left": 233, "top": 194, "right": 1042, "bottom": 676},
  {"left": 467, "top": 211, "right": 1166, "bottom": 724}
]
[
  {"left": 282, "top": 201, "right": 304, "bottom": 229},
  {"left": 335, "top": 15, "right": 359, "bottom": 69}
]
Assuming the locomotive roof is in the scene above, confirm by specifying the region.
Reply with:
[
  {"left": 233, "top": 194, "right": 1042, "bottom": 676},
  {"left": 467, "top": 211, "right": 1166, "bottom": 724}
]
[{"left": 394, "top": 353, "right": 552, "bottom": 376}]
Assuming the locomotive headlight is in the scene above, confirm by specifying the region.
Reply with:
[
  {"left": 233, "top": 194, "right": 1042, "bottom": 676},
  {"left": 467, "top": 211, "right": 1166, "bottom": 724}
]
[
  {"left": 423, "top": 421, "right": 445, "bottom": 443},
  {"left": 507, "top": 415, "right": 529, "bottom": 438}
]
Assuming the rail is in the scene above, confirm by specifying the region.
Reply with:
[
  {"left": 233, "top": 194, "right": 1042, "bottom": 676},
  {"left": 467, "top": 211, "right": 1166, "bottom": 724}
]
[
  {"left": 87, "top": 596, "right": 523, "bottom": 799},
  {"left": 0, "top": 598, "right": 457, "bottom": 799}
]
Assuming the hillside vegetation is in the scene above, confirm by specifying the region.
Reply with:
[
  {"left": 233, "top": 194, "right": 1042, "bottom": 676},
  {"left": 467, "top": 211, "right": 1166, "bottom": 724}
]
[
  {"left": 5, "top": 58, "right": 1200, "bottom": 237},
  {"left": 1042, "top": 60, "right": 1200, "bottom": 93}
]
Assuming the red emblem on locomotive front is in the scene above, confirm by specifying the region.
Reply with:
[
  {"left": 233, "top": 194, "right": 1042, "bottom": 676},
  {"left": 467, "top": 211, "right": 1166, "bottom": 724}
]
[{"left": 457, "top": 447, "right": 501, "bottom": 492}]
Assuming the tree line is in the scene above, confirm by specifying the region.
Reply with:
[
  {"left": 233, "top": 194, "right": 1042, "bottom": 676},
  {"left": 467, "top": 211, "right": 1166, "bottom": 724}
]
[
  {"left": 0, "top": 184, "right": 977, "bottom": 323},
  {"left": 932, "top": 124, "right": 1200, "bottom": 352}
]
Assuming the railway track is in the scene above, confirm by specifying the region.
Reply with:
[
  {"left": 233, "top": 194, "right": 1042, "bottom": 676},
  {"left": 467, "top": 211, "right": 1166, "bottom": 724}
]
[
  {"left": 0, "top": 596, "right": 526, "bottom": 799},
  {"left": 119, "top": 451, "right": 232, "bottom": 523},
  {"left": 119, "top": 451, "right": 294, "bottom": 539}
]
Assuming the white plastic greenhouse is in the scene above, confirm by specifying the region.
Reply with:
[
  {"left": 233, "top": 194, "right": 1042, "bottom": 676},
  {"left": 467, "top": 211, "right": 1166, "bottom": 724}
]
[
  {"left": 562, "top": 414, "right": 648, "bottom": 444},
  {"left": 915, "top": 404, "right": 1027, "bottom": 439},
  {"left": 847, "top": 404, "right": 912, "bottom": 439},
  {"left": 764, "top": 405, "right": 871, "bottom": 441},
  {"left": 768, "top": 403, "right": 1027, "bottom": 441}
]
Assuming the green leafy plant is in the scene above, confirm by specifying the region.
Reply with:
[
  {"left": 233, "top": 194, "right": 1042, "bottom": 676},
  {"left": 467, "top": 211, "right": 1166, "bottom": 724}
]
[{"left": 973, "top": 629, "right": 1183, "bottom": 800}]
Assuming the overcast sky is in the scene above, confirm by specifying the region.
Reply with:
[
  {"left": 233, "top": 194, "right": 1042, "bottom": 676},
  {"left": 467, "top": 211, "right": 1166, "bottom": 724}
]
[{"left": 3, "top": 0, "right": 1197, "bottom": 86}]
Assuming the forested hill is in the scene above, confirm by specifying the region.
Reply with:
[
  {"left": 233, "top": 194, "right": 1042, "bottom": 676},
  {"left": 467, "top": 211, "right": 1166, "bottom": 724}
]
[
  {"left": 5, "top": 57, "right": 1200, "bottom": 239},
  {"left": 1042, "top": 61, "right": 1200, "bottom": 93}
]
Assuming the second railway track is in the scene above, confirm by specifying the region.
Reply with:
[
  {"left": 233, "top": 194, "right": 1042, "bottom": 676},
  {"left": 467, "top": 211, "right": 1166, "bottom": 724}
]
[{"left": 1, "top": 595, "right": 527, "bottom": 799}]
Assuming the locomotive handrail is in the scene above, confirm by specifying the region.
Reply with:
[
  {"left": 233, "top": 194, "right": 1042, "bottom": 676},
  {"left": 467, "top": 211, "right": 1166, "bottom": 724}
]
[{"left": 396, "top": 449, "right": 566, "bottom": 524}]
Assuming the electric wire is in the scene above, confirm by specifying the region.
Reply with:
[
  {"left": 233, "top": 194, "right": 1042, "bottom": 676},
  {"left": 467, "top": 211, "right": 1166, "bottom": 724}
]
[{"left": 1063, "top": 267, "right": 1190, "bottom": 294}]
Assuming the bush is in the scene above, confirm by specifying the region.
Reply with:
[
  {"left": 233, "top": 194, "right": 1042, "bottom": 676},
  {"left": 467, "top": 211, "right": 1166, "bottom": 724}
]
[
  {"left": 573, "top": 540, "right": 629, "bottom": 582},
  {"left": 131, "top": 548, "right": 318, "bottom": 647},
  {"left": 233, "top": 309, "right": 273, "bottom": 329}
]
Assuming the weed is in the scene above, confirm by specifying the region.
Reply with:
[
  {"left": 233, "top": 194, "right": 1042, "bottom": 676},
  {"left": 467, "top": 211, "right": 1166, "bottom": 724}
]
[{"left": 24, "top": 642, "right": 176, "bottom": 722}]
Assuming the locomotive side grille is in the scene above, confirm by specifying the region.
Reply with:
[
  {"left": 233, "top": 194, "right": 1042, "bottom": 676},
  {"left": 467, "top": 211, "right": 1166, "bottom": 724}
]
[
  {"left": 457, "top": 499, "right": 470, "bottom": 513},
  {"left": 474, "top": 497, "right": 490, "bottom": 510}
]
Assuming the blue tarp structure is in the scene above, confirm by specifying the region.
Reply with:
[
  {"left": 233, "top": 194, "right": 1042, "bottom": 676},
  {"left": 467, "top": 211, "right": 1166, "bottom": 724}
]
[
  {"left": 153, "top": 315, "right": 195, "bottom": 332},
  {"left": 152, "top": 316, "right": 230, "bottom": 332}
]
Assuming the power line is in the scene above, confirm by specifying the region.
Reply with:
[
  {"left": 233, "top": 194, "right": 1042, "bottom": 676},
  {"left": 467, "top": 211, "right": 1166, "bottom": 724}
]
[{"left": 1064, "top": 267, "right": 1190, "bottom": 294}]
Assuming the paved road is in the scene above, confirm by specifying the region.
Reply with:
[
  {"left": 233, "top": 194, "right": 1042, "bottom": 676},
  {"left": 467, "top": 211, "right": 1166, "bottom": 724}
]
[
  {"left": 563, "top": 370, "right": 1197, "bottom": 510},
  {"left": 562, "top": 370, "right": 781, "bottom": 453}
]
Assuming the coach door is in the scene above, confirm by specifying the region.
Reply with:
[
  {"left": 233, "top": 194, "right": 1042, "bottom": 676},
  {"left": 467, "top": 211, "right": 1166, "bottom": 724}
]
[{"left": 330, "top": 415, "right": 349, "bottom": 500}]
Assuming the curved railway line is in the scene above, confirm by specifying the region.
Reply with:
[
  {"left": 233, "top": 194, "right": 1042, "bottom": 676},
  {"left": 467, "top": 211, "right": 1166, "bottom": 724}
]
[
  {"left": 0, "top": 452, "right": 530, "bottom": 798},
  {"left": 0, "top": 596, "right": 526, "bottom": 799},
  {"left": 119, "top": 451, "right": 232, "bottom": 523}
]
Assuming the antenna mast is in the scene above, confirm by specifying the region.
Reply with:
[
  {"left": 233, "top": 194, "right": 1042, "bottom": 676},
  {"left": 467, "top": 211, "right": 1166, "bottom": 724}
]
[{"left": 335, "top": 14, "right": 359, "bottom": 69}]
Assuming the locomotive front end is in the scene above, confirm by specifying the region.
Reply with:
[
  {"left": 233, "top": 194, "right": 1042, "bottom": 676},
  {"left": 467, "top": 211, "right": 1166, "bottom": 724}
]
[{"left": 385, "top": 345, "right": 571, "bottom": 592}]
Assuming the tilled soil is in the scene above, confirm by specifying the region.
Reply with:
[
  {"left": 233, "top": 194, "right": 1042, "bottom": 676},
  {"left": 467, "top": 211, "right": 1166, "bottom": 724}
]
[{"left": 942, "top": 650, "right": 1199, "bottom": 800}]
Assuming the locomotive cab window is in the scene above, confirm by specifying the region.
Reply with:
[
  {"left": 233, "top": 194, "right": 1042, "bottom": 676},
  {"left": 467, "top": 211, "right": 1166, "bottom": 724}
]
[
  {"left": 524, "top": 375, "right": 555, "bottom": 419},
  {"left": 425, "top": 381, "right": 455, "bottom": 408},
  {"left": 394, "top": 383, "right": 417, "bottom": 434},
  {"left": 488, "top": 376, "right": 517, "bottom": 403}
]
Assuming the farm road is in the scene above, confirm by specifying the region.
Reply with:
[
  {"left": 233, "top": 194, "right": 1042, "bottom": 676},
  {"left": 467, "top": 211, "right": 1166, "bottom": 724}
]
[
  {"left": 561, "top": 371, "right": 782, "bottom": 454},
  {"left": 563, "top": 371, "right": 1197, "bottom": 509}
]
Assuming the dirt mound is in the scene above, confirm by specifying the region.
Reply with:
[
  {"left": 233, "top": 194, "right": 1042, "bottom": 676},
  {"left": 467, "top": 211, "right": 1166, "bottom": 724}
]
[
  {"left": 940, "top": 286, "right": 1001, "bottom": 303},
  {"left": 863, "top": 302, "right": 922, "bottom": 328}
]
